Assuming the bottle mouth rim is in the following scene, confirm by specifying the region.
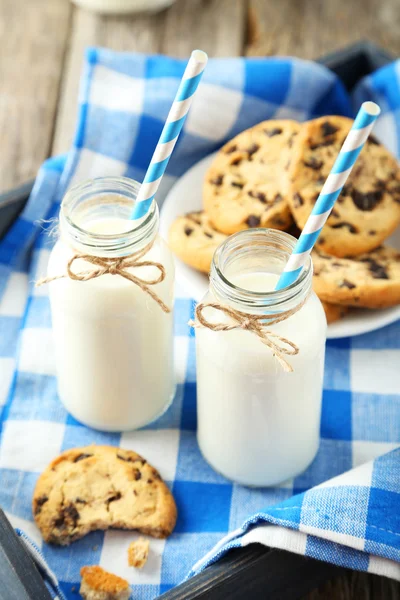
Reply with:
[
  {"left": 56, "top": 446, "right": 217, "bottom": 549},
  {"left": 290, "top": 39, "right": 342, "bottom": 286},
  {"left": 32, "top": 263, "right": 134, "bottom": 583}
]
[
  {"left": 211, "top": 228, "right": 312, "bottom": 309},
  {"left": 59, "top": 176, "right": 158, "bottom": 256}
]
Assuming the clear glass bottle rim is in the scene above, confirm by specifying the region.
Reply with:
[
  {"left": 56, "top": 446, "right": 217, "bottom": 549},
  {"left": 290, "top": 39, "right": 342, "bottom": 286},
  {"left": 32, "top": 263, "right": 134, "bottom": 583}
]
[
  {"left": 59, "top": 176, "right": 158, "bottom": 256},
  {"left": 210, "top": 228, "right": 313, "bottom": 310}
]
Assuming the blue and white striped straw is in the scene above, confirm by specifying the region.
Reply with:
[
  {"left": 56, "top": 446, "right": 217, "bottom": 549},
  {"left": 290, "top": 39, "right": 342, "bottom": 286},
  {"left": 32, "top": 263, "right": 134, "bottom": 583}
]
[
  {"left": 131, "top": 50, "right": 208, "bottom": 220},
  {"left": 276, "top": 101, "right": 381, "bottom": 291}
]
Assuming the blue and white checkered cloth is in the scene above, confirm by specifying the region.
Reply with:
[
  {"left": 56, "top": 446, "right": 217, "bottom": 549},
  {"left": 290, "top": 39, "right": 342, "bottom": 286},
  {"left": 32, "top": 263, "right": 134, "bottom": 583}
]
[{"left": 0, "top": 50, "right": 400, "bottom": 599}]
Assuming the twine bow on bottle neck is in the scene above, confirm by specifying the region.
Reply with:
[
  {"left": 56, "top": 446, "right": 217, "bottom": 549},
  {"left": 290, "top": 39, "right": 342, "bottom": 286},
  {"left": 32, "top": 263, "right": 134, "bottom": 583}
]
[
  {"left": 36, "top": 241, "right": 171, "bottom": 313},
  {"left": 190, "top": 299, "right": 309, "bottom": 372}
]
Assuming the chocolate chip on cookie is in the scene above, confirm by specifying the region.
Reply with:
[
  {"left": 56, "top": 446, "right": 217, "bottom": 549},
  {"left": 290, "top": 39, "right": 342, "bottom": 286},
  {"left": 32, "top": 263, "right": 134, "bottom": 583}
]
[
  {"left": 210, "top": 175, "right": 223, "bottom": 186},
  {"left": 247, "top": 143, "right": 260, "bottom": 157},
  {"left": 34, "top": 495, "right": 49, "bottom": 515},
  {"left": 264, "top": 127, "right": 283, "bottom": 137},
  {"left": 359, "top": 257, "right": 389, "bottom": 280},
  {"left": 304, "top": 157, "right": 324, "bottom": 170},
  {"left": 321, "top": 121, "right": 339, "bottom": 137},
  {"left": 73, "top": 453, "right": 93, "bottom": 462},
  {"left": 351, "top": 189, "right": 383, "bottom": 211},
  {"left": 368, "top": 134, "right": 381, "bottom": 146},
  {"left": 293, "top": 193, "right": 304, "bottom": 208},
  {"left": 331, "top": 222, "right": 358, "bottom": 234},
  {"left": 339, "top": 279, "right": 356, "bottom": 289},
  {"left": 116, "top": 452, "right": 145, "bottom": 464},
  {"left": 246, "top": 215, "right": 261, "bottom": 227},
  {"left": 248, "top": 190, "right": 267, "bottom": 203}
]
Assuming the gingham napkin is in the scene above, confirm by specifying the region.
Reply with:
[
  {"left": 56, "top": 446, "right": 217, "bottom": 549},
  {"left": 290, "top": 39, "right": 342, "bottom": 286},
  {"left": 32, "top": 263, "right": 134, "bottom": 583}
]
[{"left": 0, "top": 50, "right": 399, "bottom": 599}]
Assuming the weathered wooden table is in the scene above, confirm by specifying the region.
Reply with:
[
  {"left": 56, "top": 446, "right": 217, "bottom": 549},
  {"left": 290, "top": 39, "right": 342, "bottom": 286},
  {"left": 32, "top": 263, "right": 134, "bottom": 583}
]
[{"left": 1, "top": 0, "right": 400, "bottom": 597}]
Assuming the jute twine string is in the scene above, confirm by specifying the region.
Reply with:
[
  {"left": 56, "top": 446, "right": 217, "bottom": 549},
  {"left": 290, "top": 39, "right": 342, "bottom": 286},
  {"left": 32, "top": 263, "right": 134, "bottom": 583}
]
[
  {"left": 190, "top": 294, "right": 310, "bottom": 372},
  {"left": 36, "top": 241, "right": 171, "bottom": 313}
]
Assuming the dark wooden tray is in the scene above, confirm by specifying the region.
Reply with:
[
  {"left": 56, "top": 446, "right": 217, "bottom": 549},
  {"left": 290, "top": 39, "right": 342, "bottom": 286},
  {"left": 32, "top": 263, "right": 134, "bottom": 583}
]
[
  {"left": 318, "top": 40, "right": 392, "bottom": 90},
  {"left": 0, "top": 41, "right": 395, "bottom": 600},
  {"left": 0, "top": 508, "right": 52, "bottom": 600}
]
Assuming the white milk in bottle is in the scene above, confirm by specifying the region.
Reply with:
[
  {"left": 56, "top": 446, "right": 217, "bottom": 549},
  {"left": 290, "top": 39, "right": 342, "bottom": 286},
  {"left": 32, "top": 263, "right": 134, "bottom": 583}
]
[
  {"left": 47, "top": 177, "right": 175, "bottom": 431},
  {"left": 194, "top": 229, "right": 326, "bottom": 487}
]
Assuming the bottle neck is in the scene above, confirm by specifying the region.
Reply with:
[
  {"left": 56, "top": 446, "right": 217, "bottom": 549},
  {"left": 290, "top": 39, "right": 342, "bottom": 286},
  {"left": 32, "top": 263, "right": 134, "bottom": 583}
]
[
  {"left": 59, "top": 177, "right": 158, "bottom": 258},
  {"left": 209, "top": 229, "right": 313, "bottom": 316}
]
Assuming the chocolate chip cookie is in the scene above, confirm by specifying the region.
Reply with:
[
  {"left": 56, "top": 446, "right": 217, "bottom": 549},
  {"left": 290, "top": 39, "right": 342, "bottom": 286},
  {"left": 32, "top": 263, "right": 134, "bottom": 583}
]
[
  {"left": 321, "top": 301, "right": 350, "bottom": 324},
  {"left": 168, "top": 210, "right": 227, "bottom": 273},
  {"left": 33, "top": 445, "right": 177, "bottom": 545},
  {"left": 312, "top": 246, "right": 400, "bottom": 308},
  {"left": 288, "top": 116, "right": 400, "bottom": 257},
  {"left": 203, "top": 120, "right": 300, "bottom": 234}
]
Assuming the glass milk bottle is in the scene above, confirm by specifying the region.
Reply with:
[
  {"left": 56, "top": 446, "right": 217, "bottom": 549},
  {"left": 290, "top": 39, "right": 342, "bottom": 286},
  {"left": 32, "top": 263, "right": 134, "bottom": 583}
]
[
  {"left": 47, "top": 177, "right": 175, "bottom": 431},
  {"left": 194, "top": 229, "right": 326, "bottom": 487}
]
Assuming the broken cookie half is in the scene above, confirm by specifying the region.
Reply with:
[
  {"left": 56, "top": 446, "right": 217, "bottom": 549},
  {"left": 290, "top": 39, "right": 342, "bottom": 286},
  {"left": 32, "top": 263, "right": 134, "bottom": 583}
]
[{"left": 32, "top": 445, "right": 177, "bottom": 545}]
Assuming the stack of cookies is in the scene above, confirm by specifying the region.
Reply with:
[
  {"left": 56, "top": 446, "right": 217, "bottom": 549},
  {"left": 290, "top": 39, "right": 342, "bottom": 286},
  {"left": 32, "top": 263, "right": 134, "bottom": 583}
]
[{"left": 168, "top": 117, "right": 400, "bottom": 323}]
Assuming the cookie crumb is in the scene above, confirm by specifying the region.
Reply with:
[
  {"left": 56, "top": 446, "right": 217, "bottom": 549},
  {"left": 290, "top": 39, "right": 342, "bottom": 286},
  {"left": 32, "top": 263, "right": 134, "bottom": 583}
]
[
  {"left": 80, "top": 565, "right": 130, "bottom": 600},
  {"left": 128, "top": 538, "right": 150, "bottom": 569}
]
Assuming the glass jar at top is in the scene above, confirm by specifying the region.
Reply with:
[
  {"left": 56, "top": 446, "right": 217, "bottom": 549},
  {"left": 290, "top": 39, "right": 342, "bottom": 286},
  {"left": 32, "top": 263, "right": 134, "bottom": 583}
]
[
  {"left": 195, "top": 229, "right": 326, "bottom": 487},
  {"left": 70, "top": 0, "right": 177, "bottom": 14},
  {"left": 47, "top": 177, "right": 175, "bottom": 431}
]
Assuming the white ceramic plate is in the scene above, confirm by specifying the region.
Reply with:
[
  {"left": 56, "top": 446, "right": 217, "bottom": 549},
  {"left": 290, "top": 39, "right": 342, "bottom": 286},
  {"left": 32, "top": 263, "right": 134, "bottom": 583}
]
[{"left": 160, "top": 152, "right": 400, "bottom": 339}]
